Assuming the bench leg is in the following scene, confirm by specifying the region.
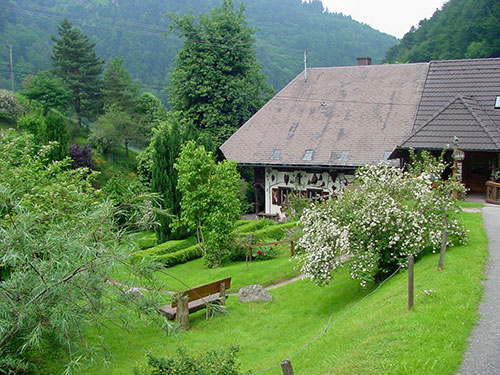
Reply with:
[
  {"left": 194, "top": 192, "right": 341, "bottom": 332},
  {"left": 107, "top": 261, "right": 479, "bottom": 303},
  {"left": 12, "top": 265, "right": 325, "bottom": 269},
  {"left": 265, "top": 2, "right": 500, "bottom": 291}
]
[
  {"left": 220, "top": 282, "right": 226, "bottom": 307},
  {"left": 175, "top": 296, "right": 190, "bottom": 331}
]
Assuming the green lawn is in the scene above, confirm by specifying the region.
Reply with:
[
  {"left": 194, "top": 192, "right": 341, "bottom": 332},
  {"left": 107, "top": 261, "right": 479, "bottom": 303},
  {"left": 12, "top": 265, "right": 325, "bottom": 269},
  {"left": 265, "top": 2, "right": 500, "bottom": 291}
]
[{"left": 45, "top": 211, "right": 487, "bottom": 375}]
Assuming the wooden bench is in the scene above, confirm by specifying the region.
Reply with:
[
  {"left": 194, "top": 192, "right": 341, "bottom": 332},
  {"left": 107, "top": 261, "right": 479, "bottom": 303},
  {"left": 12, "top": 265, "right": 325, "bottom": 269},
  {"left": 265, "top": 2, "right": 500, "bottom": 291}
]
[{"left": 159, "top": 277, "right": 231, "bottom": 328}]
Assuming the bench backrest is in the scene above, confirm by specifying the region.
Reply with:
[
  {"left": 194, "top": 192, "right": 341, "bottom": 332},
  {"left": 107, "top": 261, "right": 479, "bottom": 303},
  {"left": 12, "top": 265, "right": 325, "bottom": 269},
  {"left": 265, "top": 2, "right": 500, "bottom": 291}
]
[{"left": 173, "top": 277, "right": 231, "bottom": 307}]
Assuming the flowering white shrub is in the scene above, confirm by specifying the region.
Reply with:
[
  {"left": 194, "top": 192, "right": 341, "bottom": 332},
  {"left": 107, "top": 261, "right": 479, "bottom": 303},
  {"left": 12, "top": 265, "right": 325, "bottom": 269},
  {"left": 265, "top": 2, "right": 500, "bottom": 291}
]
[
  {"left": 295, "top": 151, "right": 467, "bottom": 287},
  {"left": 0, "top": 89, "right": 23, "bottom": 123}
]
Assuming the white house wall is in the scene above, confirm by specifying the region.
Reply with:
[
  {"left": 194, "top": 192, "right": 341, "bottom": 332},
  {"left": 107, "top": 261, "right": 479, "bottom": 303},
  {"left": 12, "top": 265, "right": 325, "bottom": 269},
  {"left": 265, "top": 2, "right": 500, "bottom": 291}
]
[{"left": 264, "top": 167, "right": 354, "bottom": 217}]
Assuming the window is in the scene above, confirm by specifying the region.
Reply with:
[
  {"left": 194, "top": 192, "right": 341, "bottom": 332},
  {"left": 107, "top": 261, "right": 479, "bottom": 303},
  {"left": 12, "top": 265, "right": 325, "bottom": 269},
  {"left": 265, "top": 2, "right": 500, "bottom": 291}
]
[
  {"left": 307, "top": 189, "right": 323, "bottom": 200},
  {"left": 270, "top": 149, "right": 281, "bottom": 160},
  {"left": 272, "top": 187, "right": 291, "bottom": 205},
  {"left": 329, "top": 151, "right": 349, "bottom": 162},
  {"left": 302, "top": 150, "right": 314, "bottom": 161},
  {"left": 495, "top": 97, "right": 500, "bottom": 109}
]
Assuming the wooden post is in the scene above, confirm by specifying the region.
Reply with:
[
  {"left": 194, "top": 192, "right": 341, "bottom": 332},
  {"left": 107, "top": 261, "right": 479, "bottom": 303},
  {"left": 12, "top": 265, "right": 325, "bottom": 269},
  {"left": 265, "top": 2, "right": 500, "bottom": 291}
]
[
  {"left": 290, "top": 241, "right": 294, "bottom": 257},
  {"left": 408, "top": 255, "right": 414, "bottom": 310},
  {"left": 438, "top": 213, "right": 448, "bottom": 271},
  {"left": 175, "top": 295, "right": 190, "bottom": 330},
  {"left": 219, "top": 281, "right": 226, "bottom": 307},
  {"left": 280, "top": 359, "right": 294, "bottom": 375}
]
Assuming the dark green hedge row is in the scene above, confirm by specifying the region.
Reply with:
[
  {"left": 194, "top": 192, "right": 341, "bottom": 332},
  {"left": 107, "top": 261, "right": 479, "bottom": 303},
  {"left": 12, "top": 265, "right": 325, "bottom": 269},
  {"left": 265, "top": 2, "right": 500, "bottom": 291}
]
[
  {"left": 137, "top": 234, "right": 157, "bottom": 250},
  {"left": 134, "top": 236, "right": 198, "bottom": 258},
  {"left": 232, "top": 218, "right": 274, "bottom": 234},
  {"left": 134, "top": 221, "right": 297, "bottom": 268},
  {"left": 152, "top": 244, "right": 203, "bottom": 267},
  {"left": 241, "top": 222, "right": 297, "bottom": 243}
]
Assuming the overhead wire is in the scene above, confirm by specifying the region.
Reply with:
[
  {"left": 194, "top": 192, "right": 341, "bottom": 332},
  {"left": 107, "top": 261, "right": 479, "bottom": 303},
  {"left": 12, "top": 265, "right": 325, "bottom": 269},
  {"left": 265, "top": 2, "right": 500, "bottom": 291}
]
[{"left": 0, "top": 3, "right": 306, "bottom": 54}]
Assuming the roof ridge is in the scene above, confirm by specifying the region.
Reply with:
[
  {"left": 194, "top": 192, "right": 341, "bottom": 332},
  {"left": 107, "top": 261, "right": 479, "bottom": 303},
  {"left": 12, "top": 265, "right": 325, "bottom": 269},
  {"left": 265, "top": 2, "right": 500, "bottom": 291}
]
[
  {"left": 407, "top": 95, "right": 463, "bottom": 140},
  {"left": 460, "top": 96, "right": 500, "bottom": 149}
]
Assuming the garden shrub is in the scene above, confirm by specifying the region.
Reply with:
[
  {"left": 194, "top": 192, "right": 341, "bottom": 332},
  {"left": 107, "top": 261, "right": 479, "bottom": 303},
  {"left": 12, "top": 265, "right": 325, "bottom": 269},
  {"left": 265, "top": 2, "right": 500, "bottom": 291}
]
[
  {"left": 250, "top": 222, "right": 297, "bottom": 243},
  {"left": 137, "top": 233, "right": 157, "bottom": 250},
  {"left": 252, "top": 238, "right": 281, "bottom": 260},
  {"left": 0, "top": 89, "right": 23, "bottom": 123},
  {"left": 135, "top": 345, "right": 243, "bottom": 375},
  {"left": 135, "top": 236, "right": 198, "bottom": 259},
  {"left": 296, "top": 152, "right": 467, "bottom": 287},
  {"left": 68, "top": 144, "right": 95, "bottom": 170},
  {"left": 233, "top": 220, "right": 252, "bottom": 228},
  {"left": 153, "top": 244, "right": 203, "bottom": 267},
  {"left": 232, "top": 218, "right": 274, "bottom": 234}
]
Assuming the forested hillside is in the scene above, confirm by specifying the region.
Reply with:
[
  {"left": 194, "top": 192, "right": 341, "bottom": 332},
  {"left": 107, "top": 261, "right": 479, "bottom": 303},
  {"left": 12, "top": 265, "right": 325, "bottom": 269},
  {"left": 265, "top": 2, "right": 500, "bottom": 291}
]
[
  {"left": 0, "top": 0, "right": 397, "bottom": 100},
  {"left": 384, "top": 0, "right": 500, "bottom": 63}
]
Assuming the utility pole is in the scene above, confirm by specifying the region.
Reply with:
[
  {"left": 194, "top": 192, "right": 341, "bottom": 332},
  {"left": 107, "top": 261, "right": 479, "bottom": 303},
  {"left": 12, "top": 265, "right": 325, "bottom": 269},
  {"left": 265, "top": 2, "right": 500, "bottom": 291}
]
[
  {"left": 304, "top": 49, "right": 308, "bottom": 82},
  {"left": 7, "top": 41, "right": 14, "bottom": 91}
]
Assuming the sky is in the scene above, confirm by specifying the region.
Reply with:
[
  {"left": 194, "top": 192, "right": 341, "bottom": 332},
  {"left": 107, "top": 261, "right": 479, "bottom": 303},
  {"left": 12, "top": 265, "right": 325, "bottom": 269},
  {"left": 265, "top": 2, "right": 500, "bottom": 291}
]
[{"left": 320, "top": 0, "right": 447, "bottom": 39}]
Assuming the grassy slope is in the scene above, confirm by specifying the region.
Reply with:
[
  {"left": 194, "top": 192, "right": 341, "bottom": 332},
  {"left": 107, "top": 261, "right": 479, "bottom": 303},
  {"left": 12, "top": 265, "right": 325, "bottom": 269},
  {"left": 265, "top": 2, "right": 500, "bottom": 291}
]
[{"left": 65, "top": 211, "right": 487, "bottom": 375}]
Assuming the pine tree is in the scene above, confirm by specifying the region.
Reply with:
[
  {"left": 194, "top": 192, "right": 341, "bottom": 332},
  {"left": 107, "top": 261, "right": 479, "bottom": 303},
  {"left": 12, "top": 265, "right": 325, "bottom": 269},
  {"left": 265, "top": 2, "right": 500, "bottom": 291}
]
[
  {"left": 168, "top": 0, "right": 273, "bottom": 148},
  {"left": 102, "top": 57, "right": 138, "bottom": 111},
  {"left": 52, "top": 18, "right": 104, "bottom": 127}
]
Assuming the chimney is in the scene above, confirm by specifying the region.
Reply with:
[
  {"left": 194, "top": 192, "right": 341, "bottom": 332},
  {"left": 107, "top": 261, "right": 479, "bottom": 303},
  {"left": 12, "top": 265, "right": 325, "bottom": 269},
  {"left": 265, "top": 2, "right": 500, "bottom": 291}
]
[{"left": 356, "top": 57, "right": 372, "bottom": 66}]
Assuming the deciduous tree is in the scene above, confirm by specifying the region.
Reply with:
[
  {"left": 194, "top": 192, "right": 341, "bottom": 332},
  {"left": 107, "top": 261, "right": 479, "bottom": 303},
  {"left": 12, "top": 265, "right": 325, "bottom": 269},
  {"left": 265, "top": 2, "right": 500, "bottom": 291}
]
[
  {"left": 21, "top": 71, "right": 71, "bottom": 116},
  {"left": 174, "top": 140, "right": 241, "bottom": 267},
  {"left": 168, "top": 0, "right": 273, "bottom": 148}
]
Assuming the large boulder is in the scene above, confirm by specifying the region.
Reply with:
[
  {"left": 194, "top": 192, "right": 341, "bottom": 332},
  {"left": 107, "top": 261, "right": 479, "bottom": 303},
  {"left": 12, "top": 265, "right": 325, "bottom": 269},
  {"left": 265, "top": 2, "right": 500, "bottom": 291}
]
[{"left": 238, "top": 284, "right": 273, "bottom": 303}]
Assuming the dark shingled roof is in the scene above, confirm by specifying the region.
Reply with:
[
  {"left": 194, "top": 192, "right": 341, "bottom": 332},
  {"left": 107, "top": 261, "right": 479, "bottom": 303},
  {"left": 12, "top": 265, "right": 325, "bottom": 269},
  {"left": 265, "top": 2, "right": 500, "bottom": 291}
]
[
  {"left": 220, "top": 63, "right": 429, "bottom": 168},
  {"left": 398, "top": 58, "right": 500, "bottom": 152},
  {"left": 399, "top": 96, "right": 500, "bottom": 151}
]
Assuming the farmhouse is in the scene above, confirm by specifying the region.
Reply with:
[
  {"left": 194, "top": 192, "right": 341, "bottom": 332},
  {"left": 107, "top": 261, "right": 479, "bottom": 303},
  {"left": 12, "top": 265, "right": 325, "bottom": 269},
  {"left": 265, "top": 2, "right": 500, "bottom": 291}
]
[{"left": 220, "top": 58, "right": 500, "bottom": 216}]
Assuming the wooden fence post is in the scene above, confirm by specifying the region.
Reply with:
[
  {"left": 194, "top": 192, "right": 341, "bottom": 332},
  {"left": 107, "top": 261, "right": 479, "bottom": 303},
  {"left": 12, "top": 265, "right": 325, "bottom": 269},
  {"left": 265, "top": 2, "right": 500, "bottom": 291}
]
[
  {"left": 408, "top": 255, "right": 414, "bottom": 310},
  {"left": 438, "top": 213, "right": 448, "bottom": 271},
  {"left": 280, "top": 359, "right": 294, "bottom": 375},
  {"left": 175, "top": 295, "right": 190, "bottom": 330},
  {"left": 290, "top": 240, "right": 294, "bottom": 257}
]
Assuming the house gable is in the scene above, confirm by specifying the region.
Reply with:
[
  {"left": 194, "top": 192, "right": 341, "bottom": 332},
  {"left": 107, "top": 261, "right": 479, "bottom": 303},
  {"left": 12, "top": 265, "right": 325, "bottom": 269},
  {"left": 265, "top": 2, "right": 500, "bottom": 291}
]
[{"left": 398, "top": 96, "right": 500, "bottom": 151}]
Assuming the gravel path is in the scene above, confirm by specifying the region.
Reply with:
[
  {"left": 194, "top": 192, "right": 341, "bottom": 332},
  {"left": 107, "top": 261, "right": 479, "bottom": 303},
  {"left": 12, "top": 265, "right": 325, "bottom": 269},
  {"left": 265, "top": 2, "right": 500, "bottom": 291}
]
[{"left": 458, "top": 204, "right": 500, "bottom": 374}]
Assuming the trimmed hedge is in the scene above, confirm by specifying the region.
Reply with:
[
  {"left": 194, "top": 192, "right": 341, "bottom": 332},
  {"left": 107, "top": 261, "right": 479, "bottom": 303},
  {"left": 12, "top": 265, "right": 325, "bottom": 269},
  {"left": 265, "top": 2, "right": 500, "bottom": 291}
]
[
  {"left": 137, "top": 234, "right": 157, "bottom": 250},
  {"left": 133, "top": 220, "right": 298, "bottom": 268},
  {"left": 134, "top": 236, "right": 198, "bottom": 258},
  {"left": 243, "top": 222, "right": 297, "bottom": 243},
  {"left": 233, "top": 220, "right": 253, "bottom": 228},
  {"left": 232, "top": 218, "right": 274, "bottom": 234},
  {"left": 152, "top": 244, "right": 203, "bottom": 267}
]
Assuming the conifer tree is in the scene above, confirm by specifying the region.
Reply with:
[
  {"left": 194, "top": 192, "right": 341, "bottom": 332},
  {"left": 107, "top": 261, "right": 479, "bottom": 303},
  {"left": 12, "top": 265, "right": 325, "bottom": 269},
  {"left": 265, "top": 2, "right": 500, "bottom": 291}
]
[
  {"left": 150, "top": 115, "right": 186, "bottom": 243},
  {"left": 51, "top": 18, "right": 104, "bottom": 127},
  {"left": 102, "top": 57, "right": 138, "bottom": 111},
  {"left": 43, "top": 110, "right": 68, "bottom": 161}
]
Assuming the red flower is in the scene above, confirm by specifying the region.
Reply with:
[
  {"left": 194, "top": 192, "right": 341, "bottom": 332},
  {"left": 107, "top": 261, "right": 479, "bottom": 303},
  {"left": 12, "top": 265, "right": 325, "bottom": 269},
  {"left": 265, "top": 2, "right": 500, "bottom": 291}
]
[
  {"left": 257, "top": 250, "right": 262, "bottom": 255},
  {"left": 274, "top": 243, "right": 278, "bottom": 246},
  {"left": 269, "top": 247, "right": 273, "bottom": 251}
]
